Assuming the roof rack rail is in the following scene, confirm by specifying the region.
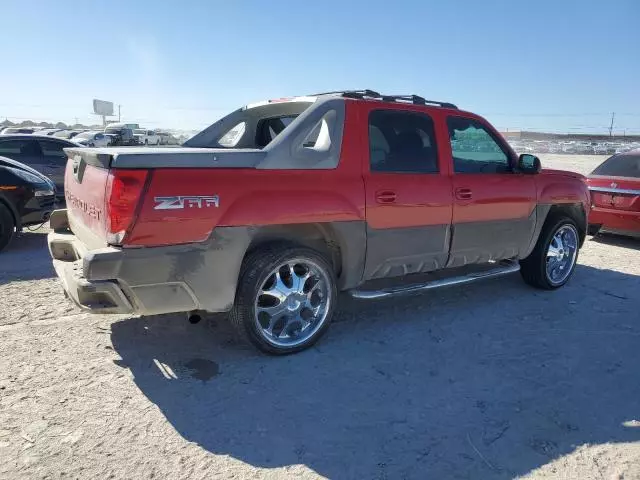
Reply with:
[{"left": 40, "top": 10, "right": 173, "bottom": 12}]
[
  {"left": 311, "top": 90, "right": 457, "bottom": 109},
  {"left": 311, "top": 89, "right": 381, "bottom": 98}
]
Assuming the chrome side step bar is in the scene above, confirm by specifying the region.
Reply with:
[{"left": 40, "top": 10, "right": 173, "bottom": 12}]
[{"left": 349, "top": 260, "right": 520, "bottom": 300}]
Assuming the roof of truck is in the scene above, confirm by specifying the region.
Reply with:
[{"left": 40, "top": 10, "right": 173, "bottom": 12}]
[
  {"left": 312, "top": 90, "right": 458, "bottom": 109},
  {"left": 246, "top": 90, "right": 458, "bottom": 111}
]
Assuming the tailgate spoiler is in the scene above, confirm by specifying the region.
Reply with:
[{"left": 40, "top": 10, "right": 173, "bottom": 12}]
[{"left": 63, "top": 147, "right": 266, "bottom": 170}]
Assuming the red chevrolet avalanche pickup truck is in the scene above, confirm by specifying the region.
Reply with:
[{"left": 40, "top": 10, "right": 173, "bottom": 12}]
[{"left": 48, "top": 90, "right": 590, "bottom": 354}]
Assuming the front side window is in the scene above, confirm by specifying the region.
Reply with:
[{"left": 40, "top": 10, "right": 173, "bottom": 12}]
[
  {"left": 448, "top": 117, "right": 510, "bottom": 173},
  {"left": 368, "top": 109, "right": 438, "bottom": 173}
]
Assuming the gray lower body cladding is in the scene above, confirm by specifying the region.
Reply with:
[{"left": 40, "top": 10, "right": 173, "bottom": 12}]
[
  {"left": 47, "top": 205, "right": 555, "bottom": 316},
  {"left": 48, "top": 209, "right": 365, "bottom": 316},
  {"left": 49, "top": 218, "right": 252, "bottom": 315}
]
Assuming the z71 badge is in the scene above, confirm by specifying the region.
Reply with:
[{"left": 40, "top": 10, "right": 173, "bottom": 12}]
[{"left": 154, "top": 195, "right": 220, "bottom": 210}]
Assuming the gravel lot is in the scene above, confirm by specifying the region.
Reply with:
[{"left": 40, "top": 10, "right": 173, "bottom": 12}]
[{"left": 1, "top": 155, "right": 639, "bottom": 479}]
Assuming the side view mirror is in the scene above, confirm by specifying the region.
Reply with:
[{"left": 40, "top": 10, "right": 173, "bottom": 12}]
[{"left": 518, "top": 154, "right": 541, "bottom": 174}]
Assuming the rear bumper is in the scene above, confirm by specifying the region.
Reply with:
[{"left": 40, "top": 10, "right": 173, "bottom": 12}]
[
  {"left": 48, "top": 209, "right": 251, "bottom": 316},
  {"left": 589, "top": 206, "right": 640, "bottom": 237}
]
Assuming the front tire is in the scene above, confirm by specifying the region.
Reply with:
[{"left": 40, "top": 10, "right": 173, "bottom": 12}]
[
  {"left": 0, "top": 203, "right": 16, "bottom": 252},
  {"left": 520, "top": 215, "right": 580, "bottom": 289},
  {"left": 230, "top": 245, "right": 337, "bottom": 355}
]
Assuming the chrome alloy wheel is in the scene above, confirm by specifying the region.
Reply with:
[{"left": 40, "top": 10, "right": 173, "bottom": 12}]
[
  {"left": 545, "top": 224, "right": 579, "bottom": 285},
  {"left": 254, "top": 258, "right": 331, "bottom": 347}
]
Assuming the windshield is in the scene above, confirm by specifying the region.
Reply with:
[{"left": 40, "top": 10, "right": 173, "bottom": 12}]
[{"left": 134, "top": 129, "right": 145, "bottom": 134}]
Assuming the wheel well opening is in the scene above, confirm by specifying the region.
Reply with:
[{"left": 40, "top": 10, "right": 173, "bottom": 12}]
[
  {"left": 547, "top": 204, "right": 587, "bottom": 246},
  {"left": 245, "top": 224, "right": 343, "bottom": 276}
]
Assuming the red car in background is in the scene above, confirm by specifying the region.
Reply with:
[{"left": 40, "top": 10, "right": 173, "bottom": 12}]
[{"left": 587, "top": 150, "right": 640, "bottom": 237}]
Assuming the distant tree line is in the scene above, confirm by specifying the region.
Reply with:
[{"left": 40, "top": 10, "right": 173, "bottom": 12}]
[{"left": 0, "top": 119, "right": 102, "bottom": 130}]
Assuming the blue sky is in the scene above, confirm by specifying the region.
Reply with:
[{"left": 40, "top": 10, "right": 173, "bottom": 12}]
[{"left": 1, "top": 0, "right": 639, "bottom": 133}]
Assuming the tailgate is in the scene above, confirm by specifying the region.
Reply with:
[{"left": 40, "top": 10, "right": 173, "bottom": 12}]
[
  {"left": 588, "top": 177, "right": 640, "bottom": 212},
  {"left": 63, "top": 149, "right": 112, "bottom": 249}
]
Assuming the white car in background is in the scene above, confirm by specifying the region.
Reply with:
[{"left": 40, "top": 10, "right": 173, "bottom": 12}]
[
  {"left": 133, "top": 129, "right": 161, "bottom": 146},
  {"left": 156, "top": 131, "right": 181, "bottom": 145},
  {"left": 73, "top": 131, "right": 110, "bottom": 147}
]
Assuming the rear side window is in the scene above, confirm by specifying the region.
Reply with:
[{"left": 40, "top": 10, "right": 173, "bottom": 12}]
[
  {"left": 0, "top": 139, "right": 42, "bottom": 156},
  {"left": 0, "top": 140, "right": 23, "bottom": 154},
  {"left": 368, "top": 110, "right": 438, "bottom": 173},
  {"left": 591, "top": 154, "right": 640, "bottom": 178},
  {"left": 448, "top": 117, "right": 510, "bottom": 173},
  {"left": 218, "top": 122, "right": 246, "bottom": 147}
]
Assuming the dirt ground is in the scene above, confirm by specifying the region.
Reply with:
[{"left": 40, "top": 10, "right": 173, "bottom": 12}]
[{"left": 1, "top": 154, "right": 639, "bottom": 480}]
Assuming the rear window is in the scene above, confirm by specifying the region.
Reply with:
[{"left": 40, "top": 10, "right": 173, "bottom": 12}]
[
  {"left": 591, "top": 153, "right": 640, "bottom": 178},
  {"left": 255, "top": 116, "right": 297, "bottom": 148}
]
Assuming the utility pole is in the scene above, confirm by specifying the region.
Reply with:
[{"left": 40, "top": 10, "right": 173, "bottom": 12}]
[
  {"left": 609, "top": 112, "right": 615, "bottom": 137},
  {"left": 118, "top": 105, "right": 121, "bottom": 122}
]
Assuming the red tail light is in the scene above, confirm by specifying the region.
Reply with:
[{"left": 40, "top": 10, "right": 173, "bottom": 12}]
[{"left": 105, "top": 169, "right": 148, "bottom": 245}]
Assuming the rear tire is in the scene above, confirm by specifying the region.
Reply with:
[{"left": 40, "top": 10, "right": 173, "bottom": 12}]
[
  {"left": 520, "top": 215, "right": 580, "bottom": 290},
  {"left": 0, "top": 203, "right": 16, "bottom": 252},
  {"left": 229, "top": 244, "right": 337, "bottom": 355}
]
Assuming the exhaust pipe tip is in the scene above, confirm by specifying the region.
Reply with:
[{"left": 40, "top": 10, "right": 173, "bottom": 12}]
[{"left": 187, "top": 312, "right": 202, "bottom": 324}]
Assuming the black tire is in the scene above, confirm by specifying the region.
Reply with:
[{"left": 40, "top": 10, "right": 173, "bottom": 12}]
[
  {"left": 0, "top": 203, "right": 16, "bottom": 253},
  {"left": 229, "top": 244, "right": 337, "bottom": 355},
  {"left": 520, "top": 215, "right": 580, "bottom": 290}
]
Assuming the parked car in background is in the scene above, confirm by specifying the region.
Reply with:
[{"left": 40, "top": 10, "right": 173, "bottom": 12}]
[
  {"left": 1, "top": 127, "right": 35, "bottom": 134},
  {"left": 53, "top": 130, "right": 73, "bottom": 139},
  {"left": 37, "top": 128, "right": 63, "bottom": 136},
  {"left": 48, "top": 90, "right": 589, "bottom": 354},
  {"left": 0, "top": 135, "right": 79, "bottom": 200},
  {"left": 104, "top": 123, "right": 137, "bottom": 146},
  {"left": 73, "top": 131, "right": 110, "bottom": 147},
  {"left": 594, "top": 143, "right": 608, "bottom": 155},
  {"left": 587, "top": 150, "right": 640, "bottom": 238},
  {"left": 156, "top": 131, "right": 180, "bottom": 145},
  {"left": 133, "top": 129, "right": 161, "bottom": 145},
  {"left": 53, "top": 130, "right": 85, "bottom": 140},
  {"left": 0, "top": 155, "right": 56, "bottom": 251}
]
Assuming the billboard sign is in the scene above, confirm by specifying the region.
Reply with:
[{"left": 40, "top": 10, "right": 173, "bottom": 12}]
[{"left": 93, "top": 99, "right": 114, "bottom": 116}]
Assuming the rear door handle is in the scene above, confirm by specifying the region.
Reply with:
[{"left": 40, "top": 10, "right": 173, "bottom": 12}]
[
  {"left": 376, "top": 190, "right": 397, "bottom": 204},
  {"left": 455, "top": 188, "right": 473, "bottom": 200}
]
